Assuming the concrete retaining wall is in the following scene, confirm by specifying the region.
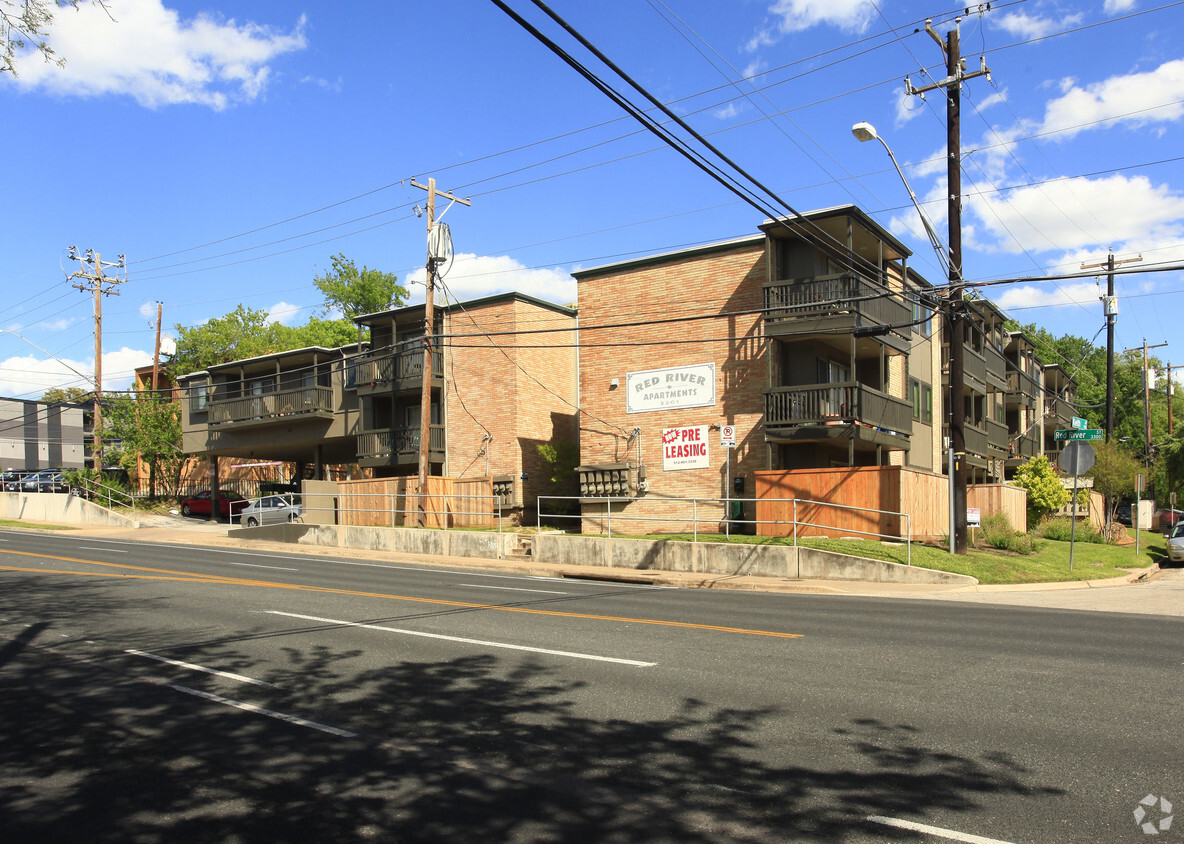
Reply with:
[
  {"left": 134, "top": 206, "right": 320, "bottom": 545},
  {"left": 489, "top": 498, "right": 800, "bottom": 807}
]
[
  {"left": 229, "top": 522, "right": 515, "bottom": 562},
  {"left": 230, "top": 523, "right": 974, "bottom": 585},
  {"left": 529, "top": 533, "right": 973, "bottom": 585},
  {"left": 0, "top": 491, "right": 138, "bottom": 528}
]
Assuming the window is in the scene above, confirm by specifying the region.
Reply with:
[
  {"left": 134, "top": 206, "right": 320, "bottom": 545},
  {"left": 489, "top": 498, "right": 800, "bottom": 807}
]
[
  {"left": 190, "top": 382, "right": 208, "bottom": 414},
  {"left": 922, "top": 385, "right": 933, "bottom": 424},
  {"left": 909, "top": 378, "right": 922, "bottom": 421}
]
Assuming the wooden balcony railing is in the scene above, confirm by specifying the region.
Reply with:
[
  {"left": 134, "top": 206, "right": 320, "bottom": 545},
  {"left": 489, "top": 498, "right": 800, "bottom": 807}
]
[
  {"left": 357, "top": 425, "right": 445, "bottom": 463},
  {"left": 348, "top": 348, "right": 442, "bottom": 390},
  {"left": 208, "top": 386, "right": 331, "bottom": 426},
  {"left": 764, "top": 381, "right": 912, "bottom": 434},
  {"left": 1044, "top": 396, "right": 1074, "bottom": 425},
  {"left": 1008, "top": 433, "right": 1041, "bottom": 460},
  {"left": 763, "top": 274, "right": 910, "bottom": 339}
]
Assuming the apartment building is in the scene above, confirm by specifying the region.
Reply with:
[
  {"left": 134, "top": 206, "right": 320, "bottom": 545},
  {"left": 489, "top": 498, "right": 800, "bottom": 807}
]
[
  {"left": 944, "top": 299, "right": 1010, "bottom": 483},
  {"left": 177, "top": 292, "right": 579, "bottom": 513},
  {"left": 573, "top": 206, "right": 938, "bottom": 524},
  {"left": 0, "top": 396, "right": 86, "bottom": 471}
]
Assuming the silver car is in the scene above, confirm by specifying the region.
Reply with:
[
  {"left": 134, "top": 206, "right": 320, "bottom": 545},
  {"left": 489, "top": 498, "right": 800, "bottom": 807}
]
[
  {"left": 240, "top": 494, "right": 302, "bottom": 527},
  {"left": 1168, "top": 523, "right": 1184, "bottom": 567}
]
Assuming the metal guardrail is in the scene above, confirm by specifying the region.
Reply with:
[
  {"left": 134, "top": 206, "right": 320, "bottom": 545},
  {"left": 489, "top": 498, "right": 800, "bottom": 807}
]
[
  {"left": 70, "top": 476, "right": 137, "bottom": 516},
  {"left": 538, "top": 495, "right": 912, "bottom": 566}
]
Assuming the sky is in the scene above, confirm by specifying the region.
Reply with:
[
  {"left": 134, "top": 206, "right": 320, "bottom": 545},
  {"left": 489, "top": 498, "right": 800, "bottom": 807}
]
[{"left": 2, "top": 0, "right": 1183, "bottom": 400}]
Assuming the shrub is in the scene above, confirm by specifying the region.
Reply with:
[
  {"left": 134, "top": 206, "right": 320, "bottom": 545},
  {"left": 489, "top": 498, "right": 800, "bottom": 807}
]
[
  {"left": 979, "top": 512, "right": 1037, "bottom": 555},
  {"left": 1012, "top": 455, "right": 1070, "bottom": 524},
  {"left": 1039, "top": 516, "right": 1104, "bottom": 544}
]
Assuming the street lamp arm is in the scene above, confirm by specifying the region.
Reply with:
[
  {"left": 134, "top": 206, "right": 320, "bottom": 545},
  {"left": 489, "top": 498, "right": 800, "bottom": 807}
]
[{"left": 852, "top": 121, "right": 950, "bottom": 276}]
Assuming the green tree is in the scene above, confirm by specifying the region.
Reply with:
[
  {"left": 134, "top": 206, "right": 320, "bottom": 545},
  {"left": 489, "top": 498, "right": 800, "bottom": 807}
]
[
  {"left": 1012, "top": 455, "right": 1070, "bottom": 524},
  {"left": 1087, "top": 440, "right": 1140, "bottom": 524},
  {"left": 168, "top": 305, "right": 282, "bottom": 376},
  {"left": 101, "top": 392, "right": 184, "bottom": 498},
  {"left": 274, "top": 316, "right": 360, "bottom": 351},
  {"left": 41, "top": 385, "right": 90, "bottom": 404},
  {"left": 313, "top": 253, "right": 407, "bottom": 320},
  {"left": 2, "top": 0, "right": 79, "bottom": 76}
]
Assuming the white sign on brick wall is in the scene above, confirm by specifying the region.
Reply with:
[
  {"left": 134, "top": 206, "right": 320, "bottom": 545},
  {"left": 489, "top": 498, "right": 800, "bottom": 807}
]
[
  {"left": 662, "top": 425, "right": 709, "bottom": 471},
  {"left": 626, "top": 363, "right": 716, "bottom": 414}
]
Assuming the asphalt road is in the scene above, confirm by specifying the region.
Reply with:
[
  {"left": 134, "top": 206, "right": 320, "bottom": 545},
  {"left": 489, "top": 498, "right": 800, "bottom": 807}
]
[{"left": 1, "top": 529, "right": 1180, "bottom": 843}]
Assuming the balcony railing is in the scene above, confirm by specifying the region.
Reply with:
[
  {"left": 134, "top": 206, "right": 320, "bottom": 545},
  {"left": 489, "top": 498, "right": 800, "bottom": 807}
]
[
  {"left": 944, "top": 424, "right": 990, "bottom": 457},
  {"left": 1008, "top": 432, "right": 1041, "bottom": 460},
  {"left": 348, "top": 348, "right": 442, "bottom": 391},
  {"left": 984, "top": 345, "right": 1008, "bottom": 391},
  {"left": 1044, "top": 396, "right": 1074, "bottom": 426},
  {"left": 763, "top": 274, "right": 910, "bottom": 340},
  {"left": 764, "top": 381, "right": 911, "bottom": 435},
  {"left": 1006, "top": 371, "right": 1038, "bottom": 404},
  {"left": 357, "top": 425, "right": 445, "bottom": 463},
  {"left": 208, "top": 385, "right": 332, "bottom": 426},
  {"left": 986, "top": 418, "right": 1008, "bottom": 455}
]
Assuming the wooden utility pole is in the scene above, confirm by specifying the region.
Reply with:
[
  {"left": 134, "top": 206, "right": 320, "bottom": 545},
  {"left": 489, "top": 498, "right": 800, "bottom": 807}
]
[
  {"left": 68, "top": 248, "right": 126, "bottom": 470},
  {"left": 1126, "top": 340, "right": 1168, "bottom": 463},
  {"left": 409, "top": 178, "right": 470, "bottom": 525},
  {"left": 150, "top": 302, "right": 163, "bottom": 499},
  {"left": 1082, "top": 252, "right": 1140, "bottom": 443},
  {"left": 906, "top": 17, "right": 989, "bottom": 554}
]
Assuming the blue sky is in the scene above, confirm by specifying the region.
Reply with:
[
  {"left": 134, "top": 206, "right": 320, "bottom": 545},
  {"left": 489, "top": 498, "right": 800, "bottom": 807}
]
[{"left": 3, "top": 0, "right": 1182, "bottom": 398}]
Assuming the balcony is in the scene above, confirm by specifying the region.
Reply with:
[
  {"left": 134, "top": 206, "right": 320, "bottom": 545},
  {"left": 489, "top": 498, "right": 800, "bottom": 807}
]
[
  {"left": 764, "top": 382, "right": 911, "bottom": 447},
  {"left": 986, "top": 418, "right": 1008, "bottom": 457},
  {"left": 357, "top": 425, "right": 445, "bottom": 468},
  {"left": 348, "top": 348, "right": 443, "bottom": 396},
  {"left": 1044, "top": 396, "right": 1075, "bottom": 428},
  {"left": 941, "top": 346, "right": 989, "bottom": 396},
  {"left": 984, "top": 345, "right": 1008, "bottom": 391},
  {"left": 1006, "top": 432, "right": 1041, "bottom": 464},
  {"left": 763, "top": 274, "right": 911, "bottom": 354},
  {"left": 1006, "top": 371, "right": 1038, "bottom": 407},
  {"left": 208, "top": 385, "right": 332, "bottom": 428}
]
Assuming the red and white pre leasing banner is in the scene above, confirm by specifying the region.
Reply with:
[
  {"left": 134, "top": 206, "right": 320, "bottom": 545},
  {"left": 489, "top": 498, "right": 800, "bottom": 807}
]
[{"left": 662, "top": 425, "right": 709, "bottom": 471}]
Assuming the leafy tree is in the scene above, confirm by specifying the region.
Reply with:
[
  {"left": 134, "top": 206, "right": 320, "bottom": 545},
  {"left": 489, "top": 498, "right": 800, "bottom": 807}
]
[
  {"left": 1011, "top": 455, "right": 1069, "bottom": 524},
  {"left": 101, "top": 391, "right": 184, "bottom": 498},
  {"left": 275, "top": 317, "right": 360, "bottom": 351},
  {"left": 168, "top": 305, "right": 282, "bottom": 376},
  {"left": 41, "top": 385, "right": 90, "bottom": 404},
  {"left": 1, "top": 0, "right": 79, "bottom": 76},
  {"left": 1087, "top": 440, "right": 1140, "bottom": 524},
  {"left": 314, "top": 253, "right": 407, "bottom": 320}
]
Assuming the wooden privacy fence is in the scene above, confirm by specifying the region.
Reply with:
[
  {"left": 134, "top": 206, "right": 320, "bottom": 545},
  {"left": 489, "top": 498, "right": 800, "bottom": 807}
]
[
  {"left": 754, "top": 466, "right": 1025, "bottom": 540},
  {"left": 335, "top": 476, "right": 495, "bottom": 529}
]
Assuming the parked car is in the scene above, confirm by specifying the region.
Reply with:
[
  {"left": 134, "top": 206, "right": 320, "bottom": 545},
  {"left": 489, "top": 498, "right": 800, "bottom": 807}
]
[
  {"left": 22, "top": 469, "right": 68, "bottom": 493},
  {"left": 239, "top": 494, "right": 303, "bottom": 528},
  {"left": 1167, "top": 523, "right": 1184, "bottom": 567},
  {"left": 180, "top": 490, "right": 248, "bottom": 520},
  {"left": 1158, "top": 508, "right": 1184, "bottom": 535},
  {"left": 1115, "top": 502, "right": 1132, "bottom": 525},
  {"left": 1, "top": 470, "right": 26, "bottom": 491}
]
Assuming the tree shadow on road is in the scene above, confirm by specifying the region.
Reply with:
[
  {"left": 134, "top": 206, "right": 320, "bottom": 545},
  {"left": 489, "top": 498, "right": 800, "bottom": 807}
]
[{"left": 0, "top": 577, "right": 1063, "bottom": 842}]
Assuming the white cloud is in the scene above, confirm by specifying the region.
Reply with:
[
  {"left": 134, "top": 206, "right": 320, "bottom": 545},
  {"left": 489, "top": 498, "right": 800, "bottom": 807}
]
[
  {"left": 714, "top": 102, "right": 742, "bottom": 120},
  {"left": 747, "top": 0, "right": 876, "bottom": 50},
  {"left": 37, "top": 318, "right": 78, "bottom": 332},
  {"left": 265, "top": 301, "right": 304, "bottom": 326},
  {"left": 967, "top": 174, "right": 1184, "bottom": 255},
  {"left": 6, "top": 0, "right": 307, "bottom": 110},
  {"left": 0, "top": 345, "right": 153, "bottom": 398},
  {"left": 404, "top": 254, "right": 575, "bottom": 306},
  {"left": 1104, "top": 0, "right": 1137, "bottom": 12},
  {"left": 1037, "top": 58, "right": 1184, "bottom": 139},
  {"left": 993, "top": 280, "right": 1106, "bottom": 311},
  {"left": 994, "top": 12, "right": 1081, "bottom": 40}
]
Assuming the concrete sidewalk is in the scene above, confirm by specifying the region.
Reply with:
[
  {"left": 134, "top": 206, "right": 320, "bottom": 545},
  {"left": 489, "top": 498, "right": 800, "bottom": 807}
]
[{"left": 12, "top": 519, "right": 1173, "bottom": 616}]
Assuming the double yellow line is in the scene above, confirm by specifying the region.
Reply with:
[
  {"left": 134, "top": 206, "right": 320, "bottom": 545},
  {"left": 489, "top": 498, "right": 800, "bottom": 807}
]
[{"left": 0, "top": 548, "right": 803, "bottom": 639}]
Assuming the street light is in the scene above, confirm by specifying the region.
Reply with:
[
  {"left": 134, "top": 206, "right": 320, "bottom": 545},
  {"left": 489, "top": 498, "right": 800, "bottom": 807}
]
[
  {"left": 852, "top": 120, "right": 967, "bottom": 555},
  {"left": 851, "top": 121, "right": 949, "bottom": 275}
]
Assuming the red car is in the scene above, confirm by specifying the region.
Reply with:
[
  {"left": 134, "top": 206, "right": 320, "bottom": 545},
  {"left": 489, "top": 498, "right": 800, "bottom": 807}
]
[{"left": 180, "top": 490, "right": 248, "bottom": 520}]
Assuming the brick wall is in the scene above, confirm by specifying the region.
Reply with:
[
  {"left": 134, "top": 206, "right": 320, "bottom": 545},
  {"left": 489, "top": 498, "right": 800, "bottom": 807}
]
[{"left": 576, "top": 240, "right": 769, "bottom": 533}]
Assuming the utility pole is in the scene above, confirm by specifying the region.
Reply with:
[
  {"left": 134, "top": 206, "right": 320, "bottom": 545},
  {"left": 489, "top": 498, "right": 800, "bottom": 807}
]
[
  {"left": 1082, "top": 252, "right": 1140, "bottom": 443},
  {"left": 150, "top": 302, "right": 163, "bottom": 499},
  {"left": 409, "top": 178, "right": 470, "bottom": 526},
  {"left": 67, "top": 248, "right": 126, "bottom": 471},
  {"left": 1126, "top": 340, "right": 1168, "bottom": 463},
  {"left": 907, "top": 17, "right": 989, "bottom": 554}
]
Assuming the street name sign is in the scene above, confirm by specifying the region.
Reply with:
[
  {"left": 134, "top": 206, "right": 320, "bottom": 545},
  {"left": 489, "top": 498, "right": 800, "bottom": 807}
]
[
  {"left": 1054, "top": 429, "right": 1102, "bottom": 442},
  {"left": 1071, "top": 416, "right": 1088, "bottom": 430}
]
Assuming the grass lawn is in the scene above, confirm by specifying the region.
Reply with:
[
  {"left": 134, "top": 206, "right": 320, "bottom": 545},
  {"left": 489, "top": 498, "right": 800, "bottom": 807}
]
[
  {"left": 0, "top": 519, "right": 76, "bottom": 531},
  {"left": 600, "top": 527, "right": 1165, "bottom": 585}
]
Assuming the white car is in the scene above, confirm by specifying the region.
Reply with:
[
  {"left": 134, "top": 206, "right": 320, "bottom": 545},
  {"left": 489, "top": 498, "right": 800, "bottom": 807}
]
[
  {"left": 240, "top": 494, "right": 302, "bottom": 528},
  {"left": 1168, "top": 523, "right": 1184, "bottom": 567}
]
